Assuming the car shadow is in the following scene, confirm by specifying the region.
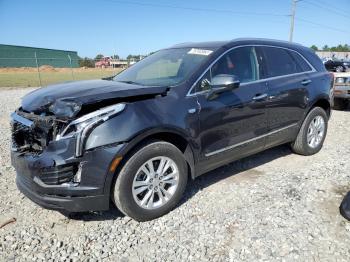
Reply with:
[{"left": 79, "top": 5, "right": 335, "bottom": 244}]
[
  {"left": 66, "top": 144, "right": 292, "bottom": 222},
  {"left": 178, "top": 144, "right": 292, "bottom": 207}
]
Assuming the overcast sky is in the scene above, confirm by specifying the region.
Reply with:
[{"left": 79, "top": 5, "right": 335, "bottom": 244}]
[{"left": 1, "top": 0, "right": 349, "bottom": 58}]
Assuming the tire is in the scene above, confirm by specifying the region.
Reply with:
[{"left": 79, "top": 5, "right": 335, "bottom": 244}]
[
  {"left": 333, "top": 98, "right": 349, "bottom": 110},
  {"left": 335, "top": 66, "right": 344, "bottom": 72},
  {"left": 291, "top": 107, "right": 328, "bottom": 156},
  {"left": 113, "top": 141, "right": 188, "bottom": 221}
]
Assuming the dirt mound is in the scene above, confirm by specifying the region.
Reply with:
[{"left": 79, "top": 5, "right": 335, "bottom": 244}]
[{"left": 39, "top": 65, "right": 57, "bottom": 72}]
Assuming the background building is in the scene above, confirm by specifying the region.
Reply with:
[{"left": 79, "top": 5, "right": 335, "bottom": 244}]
[
  {"left": 0, "top": 44, "right": 80, "bottom": 68},
  {"left": 315, "top": 51, "right": 350, "bottom": 61}
]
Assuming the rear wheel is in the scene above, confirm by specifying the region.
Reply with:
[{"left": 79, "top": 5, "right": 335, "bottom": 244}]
[
  {"left": 333, "top": 98, "right": 349, "bottom": 110},
  {"left": 113, "top": 141, "right": 188, "bottom": 221},
  {"left": 291, "top": 107, "right": 328, "bottom": 155}
]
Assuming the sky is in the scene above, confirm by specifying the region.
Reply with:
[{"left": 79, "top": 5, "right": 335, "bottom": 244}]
[{"left": 0, "top": 0, "right": 349, "bottom": 58}]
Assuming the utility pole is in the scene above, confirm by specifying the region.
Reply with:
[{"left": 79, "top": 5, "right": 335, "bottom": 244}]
[{"left": 289, "top": 0, "right": 298, "bottom": 42}]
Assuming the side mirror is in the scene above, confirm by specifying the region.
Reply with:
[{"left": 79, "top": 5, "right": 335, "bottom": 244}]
[{"left": 207, "top": 74, "right": 240, "bottom": 100}]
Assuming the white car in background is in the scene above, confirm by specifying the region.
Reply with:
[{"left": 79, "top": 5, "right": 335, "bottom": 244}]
[{"left": 333, "top": 72, "right": 350, "bottom": 110}]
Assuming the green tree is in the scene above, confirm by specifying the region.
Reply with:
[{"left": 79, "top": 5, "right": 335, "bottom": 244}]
[
  {"left": 79, "top": 57, "right": 95, "bottom": 68},
  {"left": 94, "top": 54, "right": 104, "bottom": 60},
  {"left": 127, "top": 54, "right": 142, "bottom": 60},
  {"left": 112, "top": 54, "right": 120, "bottom": 59},
  {"left": 322, "top": 45, "right": 330, "bottom": 51},
  {"left": 310, "top": 45, "right": 318, "bottom": 51}
]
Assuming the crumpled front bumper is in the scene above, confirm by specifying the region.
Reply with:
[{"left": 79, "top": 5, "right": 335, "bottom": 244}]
[{"left": 11, "top": 136, "right": 125, "bottom": 212}]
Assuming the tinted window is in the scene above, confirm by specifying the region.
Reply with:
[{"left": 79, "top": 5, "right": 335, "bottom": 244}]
[
  {"left": 211, "top": 46, "right": 260, "bottom": 83},
  {"left": 262, "top": 47, "right": 303, "bottom": 77},
  {"left": 195, "top": 46, "right": 260, "bottom": 93},
  {"left": 288, "top": 51, "right": 312, "bottom": 72}
]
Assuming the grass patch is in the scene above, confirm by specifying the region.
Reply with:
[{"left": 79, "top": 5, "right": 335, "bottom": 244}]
[{"left": 0, "top": 68, "right": 123, "bottom": 88}]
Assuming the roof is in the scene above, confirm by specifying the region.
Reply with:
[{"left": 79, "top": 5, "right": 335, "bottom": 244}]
[
  {"left": 0, "top": 44, "right": 77, "bottom": 53},
  {"left": 169, "top": 38, "right": 306, "bottom": 50},
  {"left": 170, "top": 41, "right": 229, "bottom": 49}
]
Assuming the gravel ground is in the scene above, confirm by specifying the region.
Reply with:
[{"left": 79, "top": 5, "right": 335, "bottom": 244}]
[{"left": 1, "top": 88, "right": 350, "bottom": 261}]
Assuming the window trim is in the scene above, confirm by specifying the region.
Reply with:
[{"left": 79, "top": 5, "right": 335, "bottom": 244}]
[{"left": 186, "top": 44, "right": 316, "bottom": 97}]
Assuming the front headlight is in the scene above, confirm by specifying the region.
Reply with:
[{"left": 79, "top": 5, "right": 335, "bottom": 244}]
[
  {"left": 56, "top": 103, "right": 126, "bottom": 156},
  {"left": 336, "top": 77, "right": 345, "bottom": 84}
]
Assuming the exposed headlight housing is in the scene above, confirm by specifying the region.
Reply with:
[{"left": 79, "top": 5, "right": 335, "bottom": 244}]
[
  {"left": 56, "top": 103, "right": 126, "bottom": 156},
  {"left": 49, "top": 100, "right": 82, "bottom": 118}
]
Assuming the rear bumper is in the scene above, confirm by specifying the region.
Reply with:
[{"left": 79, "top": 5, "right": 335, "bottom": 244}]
[{"left": 11, "top": 137, "right": 125, "bottom": 212}]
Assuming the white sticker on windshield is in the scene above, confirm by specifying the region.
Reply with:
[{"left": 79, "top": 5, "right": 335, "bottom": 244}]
[{"left": 188, "top": 48, "right": 213, "bottom": 56}]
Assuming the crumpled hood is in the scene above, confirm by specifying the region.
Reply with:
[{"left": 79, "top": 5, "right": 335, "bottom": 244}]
[{"left": 21, "top": 79, "right": 168, "bottom": 114}]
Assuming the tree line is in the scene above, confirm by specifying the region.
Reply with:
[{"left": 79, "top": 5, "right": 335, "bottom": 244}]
[{"left": 310, "top": 44, "right": 350, "bottom": 52}]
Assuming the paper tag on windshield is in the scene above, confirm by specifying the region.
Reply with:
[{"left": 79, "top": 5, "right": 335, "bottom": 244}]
[{"left": 188, "top": 48, "right": 213, "bottom": 56}]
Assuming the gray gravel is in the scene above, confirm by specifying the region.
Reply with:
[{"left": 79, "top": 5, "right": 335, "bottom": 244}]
[{"left": 1, "top": 88, "right": 350, "bottom": 261}]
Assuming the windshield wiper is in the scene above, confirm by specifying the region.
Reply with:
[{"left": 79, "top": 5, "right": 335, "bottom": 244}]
[{"left": 116, "top": 80, "right": 143, "bottom": 85}]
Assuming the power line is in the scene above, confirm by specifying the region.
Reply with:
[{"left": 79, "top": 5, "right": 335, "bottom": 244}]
[
  {"left": 301, "top": 0, "right": 350, "bottom": 20},
  {"left": 306, "top": 0, "right": 350, "bottom": 17},
  {"left": 103, "top": 0, "right": 350, "bottom": 37},
  {"left": 102, "top": 0, "right": 288, "bottom": 17},
  {"left": 295, "top": 17, "right": 350, "bottom": 34}
]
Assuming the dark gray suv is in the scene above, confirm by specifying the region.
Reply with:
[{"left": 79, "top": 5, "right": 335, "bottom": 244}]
[{"left": 11, "top": 38, "right": 333, "bottom": 221}]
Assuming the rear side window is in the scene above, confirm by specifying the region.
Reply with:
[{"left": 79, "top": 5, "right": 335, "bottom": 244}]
[
  {"left": 288, "top": 51, "right": 312, "bottom": 72},
  {"left": 261, "top": 47, "right": 305, "bottom": 78}
]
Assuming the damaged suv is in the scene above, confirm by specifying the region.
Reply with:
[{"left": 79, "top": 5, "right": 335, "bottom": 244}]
[{"left": 11, "top": 38, "right": 333, "bottom": 221}]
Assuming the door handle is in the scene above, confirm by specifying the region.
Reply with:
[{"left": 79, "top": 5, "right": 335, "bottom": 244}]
[
  {"left": 301, "top": 79, "right": 312, "bottom": 85},
  {"left": 252, "top": 93, "right": 268, "bottom": 100}
]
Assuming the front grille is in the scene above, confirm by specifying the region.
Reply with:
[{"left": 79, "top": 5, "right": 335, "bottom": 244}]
[{"left": 40, "top": 165, "right": 76, "bottom": 185}]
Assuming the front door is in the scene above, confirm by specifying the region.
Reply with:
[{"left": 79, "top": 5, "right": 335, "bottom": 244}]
[{"left": 194, "top": 46, "right": 269, "bottom": 173}]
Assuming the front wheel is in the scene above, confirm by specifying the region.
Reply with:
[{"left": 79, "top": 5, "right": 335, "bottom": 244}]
[
  {"left": 113, "top": 141, "right": 188, "bottom": 221},
  {"left": 291, "top": 107, "right": 328, "bottom": 155}
]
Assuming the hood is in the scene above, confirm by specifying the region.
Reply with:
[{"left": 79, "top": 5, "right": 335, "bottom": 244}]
[{"left": 21, "top": 79, "right": 169, "bottom": 116}]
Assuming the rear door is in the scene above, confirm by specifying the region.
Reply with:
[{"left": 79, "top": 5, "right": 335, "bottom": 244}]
[{"left": 258, "top": 46, "right": 314, "bottom": 147}]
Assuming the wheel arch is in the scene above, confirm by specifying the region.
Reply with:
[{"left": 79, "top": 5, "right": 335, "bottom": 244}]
[
  {"left": 309, "top": 97, "right": 331, "bottom": 118},
  {"left": 109, "top": 127, "right": 197, "bottom": 192}
]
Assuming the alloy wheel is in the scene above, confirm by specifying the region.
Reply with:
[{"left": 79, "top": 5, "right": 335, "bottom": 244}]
[
  {"left": 307, "top": 115, "right": 325, "bottom": 148},
  {"left": 132, "top": 156, "right": 179, "bottom": 210}
]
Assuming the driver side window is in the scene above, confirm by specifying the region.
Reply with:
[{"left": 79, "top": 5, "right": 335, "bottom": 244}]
[{"left": 195, "top": 46, "right": 260, "bottom": 93}]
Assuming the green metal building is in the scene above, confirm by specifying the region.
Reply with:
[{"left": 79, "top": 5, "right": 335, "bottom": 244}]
[{"left": 0, "top": 44, "right": 80, "bottom": 68}]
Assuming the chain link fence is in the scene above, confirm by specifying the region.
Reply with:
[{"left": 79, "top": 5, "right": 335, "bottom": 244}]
[{"left": 0, "top": 55, "right": 135, "bottom": 88}]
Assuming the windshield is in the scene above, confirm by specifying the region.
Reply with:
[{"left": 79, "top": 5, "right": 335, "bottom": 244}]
[{"left": 113, "top": 47, "right": 216, "bottom": 86}]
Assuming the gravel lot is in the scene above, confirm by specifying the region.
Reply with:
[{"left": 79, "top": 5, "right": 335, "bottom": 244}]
[{"left": 1, "top": 88, "right": 350, "bottom": 261}]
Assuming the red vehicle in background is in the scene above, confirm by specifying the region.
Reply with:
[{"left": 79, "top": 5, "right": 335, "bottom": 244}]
[{"left": 95, "top": 56, "right": 111, "bottom": 68}]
